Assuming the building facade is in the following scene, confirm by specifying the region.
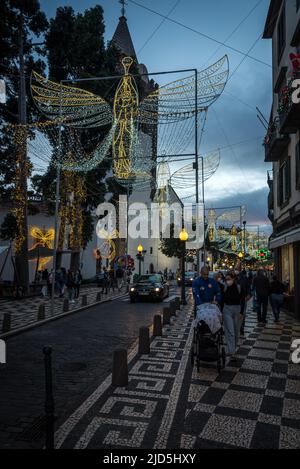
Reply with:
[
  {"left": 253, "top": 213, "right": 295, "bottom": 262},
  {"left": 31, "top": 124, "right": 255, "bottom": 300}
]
[{"left": 263, "top": 0, "right": 300, "bottom": 318}]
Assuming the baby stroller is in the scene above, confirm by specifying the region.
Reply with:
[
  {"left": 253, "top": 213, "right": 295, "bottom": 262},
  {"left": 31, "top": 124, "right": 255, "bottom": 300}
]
[{"left": 191, "top": 303, "right": 226, "bottom": 373}]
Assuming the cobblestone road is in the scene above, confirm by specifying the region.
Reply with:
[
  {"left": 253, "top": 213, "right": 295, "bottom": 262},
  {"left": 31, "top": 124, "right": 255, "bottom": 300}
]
[{"left": 0, "top": 288, "right": 179, "bottom": 449}]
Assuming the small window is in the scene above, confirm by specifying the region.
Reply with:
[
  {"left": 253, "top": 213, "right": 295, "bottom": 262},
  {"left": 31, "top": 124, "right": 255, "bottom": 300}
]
[
  {"left": 277, "top": 4, "right": 286, "bottom": 63},
  {"left": 278, "top": 156, "right": 291, "bottom": 206},
  {"left": 150, "top": 247, "right": 153, "bottom": 255}
]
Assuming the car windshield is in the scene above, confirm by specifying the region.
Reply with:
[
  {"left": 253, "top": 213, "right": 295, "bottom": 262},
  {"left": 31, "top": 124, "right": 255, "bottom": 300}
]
[
  {"left": 138, "top": 275, "right": 161, "bottom": 283},
  {"left": 185, "top": 272, "right": 195, "bottom": 277}
]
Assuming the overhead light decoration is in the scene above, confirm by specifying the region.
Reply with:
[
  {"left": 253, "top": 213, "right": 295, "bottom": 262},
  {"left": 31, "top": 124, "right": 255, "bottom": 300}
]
[
  {"left": 30, "top": 55, "right": 229, "bottom": 184},
  {"left": 96, "top": 229, "right": 119, "bottom": 261}
]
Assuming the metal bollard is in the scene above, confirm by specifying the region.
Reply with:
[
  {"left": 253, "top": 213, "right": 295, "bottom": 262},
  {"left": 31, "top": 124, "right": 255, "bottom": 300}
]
[
  {"left": 153, "top": 314, "right": 163, "bottom": 337},
  {"left": 169, "top": 301, "right": 176, "bottom": 317},
  {"left": 139, "top": 327, "right": 150, "bottom": 354},
  {"left": 96, "top": 292, "right": 101, "bottom": 302},
  {"left": 37, "top": 305, "right": 45, "bottom": 321},
  {"left": 112, "top": 349, "right": 128, "bottom": 387},
  {"left": 81, "top": 295, "right": 88, "bottom": 306},
  {"left": 175, "top": 297, "right": 181, "bottom": 310},
  {"left": 2, "top": 313, "right": 11, "bottom": 333},
  {"left": 162, "top": 307, "right": 171, "bottom": 325},
  {"left": 63, "top": 299, "right": 69, "bottom": 312},
  {"left": 43, "top": 346, "right": 55, "bottom": 450}
]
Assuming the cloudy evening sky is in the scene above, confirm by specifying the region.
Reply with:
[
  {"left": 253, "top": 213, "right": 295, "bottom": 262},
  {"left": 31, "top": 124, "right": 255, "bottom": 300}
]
[{"left": 40, "top": 0, "right": 273, "bottom": 233}]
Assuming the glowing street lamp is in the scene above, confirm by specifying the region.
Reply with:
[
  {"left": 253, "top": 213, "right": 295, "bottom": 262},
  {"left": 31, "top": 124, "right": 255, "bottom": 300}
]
[
  {"left": 137, "top": 244, "right": 143, "bottom": 275},
  {"left": 179, "top": 229, "right": 189, "bottom": 305}
]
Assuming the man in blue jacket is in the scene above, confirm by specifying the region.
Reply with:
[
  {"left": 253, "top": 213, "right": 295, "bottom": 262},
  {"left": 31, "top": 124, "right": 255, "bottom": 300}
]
[{"left": 192, "top": 267, "right": 222, "bottom": 306}]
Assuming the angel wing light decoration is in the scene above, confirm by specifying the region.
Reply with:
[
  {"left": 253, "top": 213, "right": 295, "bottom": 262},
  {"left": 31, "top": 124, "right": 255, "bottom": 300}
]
[{"left": 31, "top": 55, "right": 229, "bottom": 184}]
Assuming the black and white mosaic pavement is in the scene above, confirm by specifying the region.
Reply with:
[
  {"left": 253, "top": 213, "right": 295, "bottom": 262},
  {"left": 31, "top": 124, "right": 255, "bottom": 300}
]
[
  {"left": 54, "top": 302, "right": 300, "bottom": 449},
  {"left": 177, "top": 308, "right": 300, "bottom": 450}
]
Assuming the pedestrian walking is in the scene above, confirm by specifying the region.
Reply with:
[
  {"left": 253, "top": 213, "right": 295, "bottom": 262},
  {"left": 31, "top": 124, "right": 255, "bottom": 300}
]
[
  {"left": 60, "top": 267, "right": 67, "bottom": 297},
  {"left": 237, "top": 270, "right": 251, "bottom": 336},
  {"left": 108, "top": 268, "right": 115, "bottom": 293},
  {"left": 269, "top": 275, "right": 285, "bottom": 323},
  {"left": 74, "top": 269, "right": 82, "bottom": 299},
  {"left": 126, "top": 269, "right": 132, "bottom": 291},
  {"left": 214, "top": 272, "right": 225, "bottom": 311},
  {"left": 253, "top": 269, "right": 270, "bottom": 325},
  {"left": 47, "top": 269, "right": 53, "bottom": 297},
  {"left": 66, "top": 269, "right": 75, "bottom": 303},
  {"left": 116, "top": 266, "right": 124, "bottom": 292},
  {"left": 101, "top": 267, "right": 109, "bottom": 294},
  {"left": 222, "top": 272, "right": 244, "bottom": 362},
  {"left": 192, "top": 267, "right": 221, "bottom": 306},
  {"left": 41, "top": 268, "right": 49, "bottom": 297}
]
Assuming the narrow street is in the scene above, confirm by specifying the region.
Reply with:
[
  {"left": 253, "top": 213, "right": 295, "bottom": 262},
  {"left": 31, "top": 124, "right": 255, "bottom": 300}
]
[{"left": 0, "top": 286, "right": 180, "bottom": 449}]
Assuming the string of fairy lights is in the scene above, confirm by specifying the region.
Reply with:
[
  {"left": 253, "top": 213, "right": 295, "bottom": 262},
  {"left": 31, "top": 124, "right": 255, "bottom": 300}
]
[{"left": 10, "top": 53, "right": 229, "bottom": 262}]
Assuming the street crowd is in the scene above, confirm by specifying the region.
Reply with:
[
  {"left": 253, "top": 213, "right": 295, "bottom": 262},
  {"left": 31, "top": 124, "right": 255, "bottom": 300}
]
[
  {"left": 192, "top": 267, "right": 287, "bottom": 363},
  {"left": 37, "top": 267, "right": 83, "bottom": 303}
]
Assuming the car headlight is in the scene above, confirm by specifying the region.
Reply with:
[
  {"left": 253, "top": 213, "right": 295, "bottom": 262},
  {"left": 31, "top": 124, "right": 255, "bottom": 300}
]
[
  {"left": 130, "top": 287, "right": 135, "bottom": 292},
  {"left": 178, "top": 278, "right": 181, "bottom": 281},
  {"left": 154, "top": 287, "right": 160, "bottom": 292}
]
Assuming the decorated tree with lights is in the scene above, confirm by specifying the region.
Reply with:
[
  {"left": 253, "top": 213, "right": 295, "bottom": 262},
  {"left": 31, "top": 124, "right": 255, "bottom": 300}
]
[{"left": 0, "top": 0, "right": 48, "bottom": 289}]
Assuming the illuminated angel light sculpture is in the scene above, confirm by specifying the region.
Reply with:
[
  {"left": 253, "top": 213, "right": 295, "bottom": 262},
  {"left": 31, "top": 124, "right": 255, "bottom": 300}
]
[
  {"left": 31, "top": 55, "right": 229, "bottom": 183},
  {"left": 170, "top": 150, "right": 220, "bottom": 191}
]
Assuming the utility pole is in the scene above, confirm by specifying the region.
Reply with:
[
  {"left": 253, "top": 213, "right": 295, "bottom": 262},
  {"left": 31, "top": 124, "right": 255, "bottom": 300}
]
[{"left": 15, "top": 11, "right": 29, "bottom": 293}]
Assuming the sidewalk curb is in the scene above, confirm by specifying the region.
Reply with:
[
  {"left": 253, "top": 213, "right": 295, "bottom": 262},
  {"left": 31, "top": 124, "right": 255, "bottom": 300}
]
[
  {"left": 0, "top": 293, "right": 127, "bottom": 340},
  {"left": 54, "top": 303, "right": 186, "bottom": 448}
]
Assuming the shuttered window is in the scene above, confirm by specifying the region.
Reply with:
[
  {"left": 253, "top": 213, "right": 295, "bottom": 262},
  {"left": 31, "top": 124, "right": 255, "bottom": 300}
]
[{"left": 278, "top": 156, "right": 291, "bottom": 206}]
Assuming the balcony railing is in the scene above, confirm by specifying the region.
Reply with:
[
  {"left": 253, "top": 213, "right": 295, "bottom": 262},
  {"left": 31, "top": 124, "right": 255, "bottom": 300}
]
[
  {"left": 264, "top": 118, "right": 290, "bottom": 162},
  {"left": 278, "top": 68, "right": 300, "bottom": 134}
]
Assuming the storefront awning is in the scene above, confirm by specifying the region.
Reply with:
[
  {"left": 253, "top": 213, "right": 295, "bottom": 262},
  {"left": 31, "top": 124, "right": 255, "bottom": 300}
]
[{"left": 269, "top": 226, "right": 300, "bottom": 249}]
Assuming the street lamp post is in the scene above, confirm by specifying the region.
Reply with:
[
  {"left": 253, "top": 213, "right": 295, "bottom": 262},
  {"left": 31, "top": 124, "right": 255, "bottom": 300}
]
[
  {"left": 179, "top": 228, "right": 189, "bottom": 305},
  {"left": 137, "top": 244, "right": 143, "bottom": 276},
  {"left": 243, "top": 221, "right": 247, "bottom": 266}
]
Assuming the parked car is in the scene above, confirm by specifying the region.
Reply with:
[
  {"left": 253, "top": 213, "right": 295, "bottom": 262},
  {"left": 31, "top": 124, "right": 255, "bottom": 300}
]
[
  {"left": 177, "top": 271, "right": 197, "bottom": 286},
  {"left": 129, "top": 274, "right": 169, "bottom": 302}
]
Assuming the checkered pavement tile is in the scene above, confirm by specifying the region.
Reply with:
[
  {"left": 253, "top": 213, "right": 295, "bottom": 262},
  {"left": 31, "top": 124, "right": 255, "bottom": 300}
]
[{"left": 180, "top": 305, "right": 300, "bottom": 449}]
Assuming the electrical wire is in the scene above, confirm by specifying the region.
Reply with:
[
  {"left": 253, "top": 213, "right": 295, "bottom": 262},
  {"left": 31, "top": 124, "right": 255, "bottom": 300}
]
[
  {"left": 137, "top": 0, "right": 181, "bottom": 54},
  {"left": 127, "top": 0, "right": 271, "bottom": 68}
]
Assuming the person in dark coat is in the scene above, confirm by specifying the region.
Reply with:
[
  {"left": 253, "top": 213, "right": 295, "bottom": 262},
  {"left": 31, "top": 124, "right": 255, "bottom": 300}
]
[
  {"left": 253, "top": 269, "right": 270, "bottom": 325},
  {"left": 269, "top": 275, "right": 285, "bottom": 323},
  {"left": 101, "top": 267, "right": 109, "bottom": 295},
  {"left": 223, "top": 272, "right": 244, "bottom": 362},
  {"left": 66, "top": 269, "right": 75, "bottom": 303}
]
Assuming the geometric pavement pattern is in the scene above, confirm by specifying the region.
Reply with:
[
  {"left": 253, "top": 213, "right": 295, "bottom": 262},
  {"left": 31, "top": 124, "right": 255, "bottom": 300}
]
[
  {"left": 180, "top": 308, "right": 300, "bottom": 449},
  {"left": 54, "top": 300, "right": 300, "bottom": 449}
]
